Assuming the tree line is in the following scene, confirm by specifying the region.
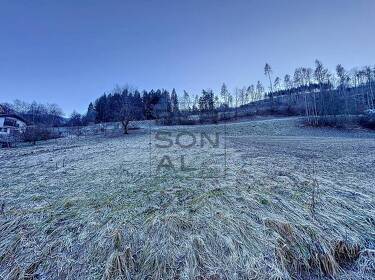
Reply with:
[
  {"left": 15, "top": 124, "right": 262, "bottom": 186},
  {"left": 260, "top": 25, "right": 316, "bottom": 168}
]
[
  {"left": 76, "top": 59, "right": 374, "bottom": 128},
  {"left": 0, "top": 100, "right": 64, "bottom": 126},
  {"left": 2, "top": 59, "right": 374, "bottom": 129}
]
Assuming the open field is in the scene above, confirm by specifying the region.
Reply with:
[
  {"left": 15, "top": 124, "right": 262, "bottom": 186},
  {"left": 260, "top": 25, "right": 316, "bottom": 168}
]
[{"left": 1, "top": 117, "right": 375, "bottom": 279}]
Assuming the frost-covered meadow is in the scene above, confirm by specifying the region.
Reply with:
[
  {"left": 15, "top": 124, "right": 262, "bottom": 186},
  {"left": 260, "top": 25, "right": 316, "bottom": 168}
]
[{"left": 1, "top": 117, "right": 375, "bottom": 279}]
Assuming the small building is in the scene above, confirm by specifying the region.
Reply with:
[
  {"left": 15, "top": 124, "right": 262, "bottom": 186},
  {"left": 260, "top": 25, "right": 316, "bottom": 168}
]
[{"left": 0, "top": 114, "right": 27, "bottom": 136}]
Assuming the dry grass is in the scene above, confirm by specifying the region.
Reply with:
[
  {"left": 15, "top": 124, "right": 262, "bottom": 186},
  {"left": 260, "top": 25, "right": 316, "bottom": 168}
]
[{"left": 0, "top": 117, "right": 374, "bottom": 279}]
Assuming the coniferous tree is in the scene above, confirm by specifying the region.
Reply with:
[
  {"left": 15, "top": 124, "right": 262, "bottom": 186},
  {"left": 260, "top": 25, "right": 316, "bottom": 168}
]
[
  {"left": 171, "top": 88, "right": 179, "bottom": 113},
  {"left": 84, "top": 102, "right": 97, "bottom": 124}
]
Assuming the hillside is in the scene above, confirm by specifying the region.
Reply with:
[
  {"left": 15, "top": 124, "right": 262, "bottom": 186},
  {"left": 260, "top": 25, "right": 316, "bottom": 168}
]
[{"left": 1, "top": 118, "right": 374, "bottom": 279}]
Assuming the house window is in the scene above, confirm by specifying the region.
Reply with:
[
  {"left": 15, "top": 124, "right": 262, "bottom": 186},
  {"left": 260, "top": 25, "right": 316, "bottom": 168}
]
[{"left": 4, "top": 118, "right": 18, "bottom": 127}]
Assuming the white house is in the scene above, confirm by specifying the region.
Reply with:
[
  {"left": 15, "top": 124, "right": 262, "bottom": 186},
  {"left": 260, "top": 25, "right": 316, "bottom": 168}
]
[{"left": 0, "top": 114, "right": 27, "bottom": 136}]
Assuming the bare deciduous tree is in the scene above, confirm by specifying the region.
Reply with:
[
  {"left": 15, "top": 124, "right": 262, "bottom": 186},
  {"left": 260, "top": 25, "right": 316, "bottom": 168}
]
[
  {"left": 264, "top": 63, "right": 274, "bottom": 108},
  {"left": 220, "top": 83, "right": 230, "bottom": 107},
  {"left": 183, "top": 90, "right": 191, "bottom": 111}
]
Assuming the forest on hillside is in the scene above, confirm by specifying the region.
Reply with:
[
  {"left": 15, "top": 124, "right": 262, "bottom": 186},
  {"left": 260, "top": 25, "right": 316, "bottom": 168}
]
[
  {"left": 2, "top": 60, "right": 375, "bottom": 130},
  {"left": 79, "top": 60, "right": 375, "bottom": 129}
]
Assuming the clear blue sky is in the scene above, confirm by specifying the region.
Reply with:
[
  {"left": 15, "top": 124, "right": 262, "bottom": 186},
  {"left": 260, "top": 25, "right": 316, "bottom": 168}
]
[{"left": 0, "top": 0, "right": 374, "bottom": 115}]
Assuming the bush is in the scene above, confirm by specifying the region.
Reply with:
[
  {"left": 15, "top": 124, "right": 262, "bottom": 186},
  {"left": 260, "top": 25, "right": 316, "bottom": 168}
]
[
  {"left": 303, "top": 115, "right": 359, "bottom": 129},
  {"left": 359, "top": 114, "right": 375, "bottom": 130},
  {"left": 283, "top": 105, "right": 299, "bottom": 116},
  {"left": 0, "top": 130, "right": 23, "bottom": 148},
  {"left": 199, "top": 112, "right": 218, "bottom": 124},
  {"left": 156, "top": 117, "right": 174, "bottom": 126},
  {"left": 157, "top": 115, "right": 206, "bottom": 126},
  {"left": 23, "top": 126, "right": 61, "bottom": 144},
  {"left": 177, "top": 118, "right": 199, "bottom": 125}
]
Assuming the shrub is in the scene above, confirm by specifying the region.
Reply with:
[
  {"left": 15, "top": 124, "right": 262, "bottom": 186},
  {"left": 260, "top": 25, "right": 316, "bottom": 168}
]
[
  {"left": 0, "top": 130, "right": 22, "bottom": 148},
  {"left": 157, "top": 114, "right": 220, "bottom": 126},
  {"left": 199, "top": 112, "right": 218, "bottom": 124},
  {"left": 177, "top": 118, "right": 198, "bottom": 125},
  {"left": 156, "top": 117, "right": 174, "bottom": 126},
  {"left": 23, "top": 126, "right": 61, "bottom": 144},
  {"left": 303, "top": 115, "right": 358, "bottom": 129},
  {"left": 359, "top": 114, "right": 375, "bottom": 130}
]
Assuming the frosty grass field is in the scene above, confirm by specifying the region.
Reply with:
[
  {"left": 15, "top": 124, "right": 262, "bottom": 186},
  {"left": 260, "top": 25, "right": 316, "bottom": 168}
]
[{"left": 1, "top": 117, "right": 375, "bottom": 280}]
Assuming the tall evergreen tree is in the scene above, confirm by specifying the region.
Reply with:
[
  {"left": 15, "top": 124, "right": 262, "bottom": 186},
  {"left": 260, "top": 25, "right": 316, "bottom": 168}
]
[
  {"left": 85, "top": 102, "right": 97, "bottom": 124},
  {"left": 171, "top": 88, "right": 179, "bottom": 113}
]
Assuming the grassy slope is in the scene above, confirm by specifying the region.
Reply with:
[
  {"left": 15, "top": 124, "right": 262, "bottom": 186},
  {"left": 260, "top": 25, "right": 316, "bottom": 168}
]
[{"left": 0, "top": 117, "right": 374, "bottom": 279}]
